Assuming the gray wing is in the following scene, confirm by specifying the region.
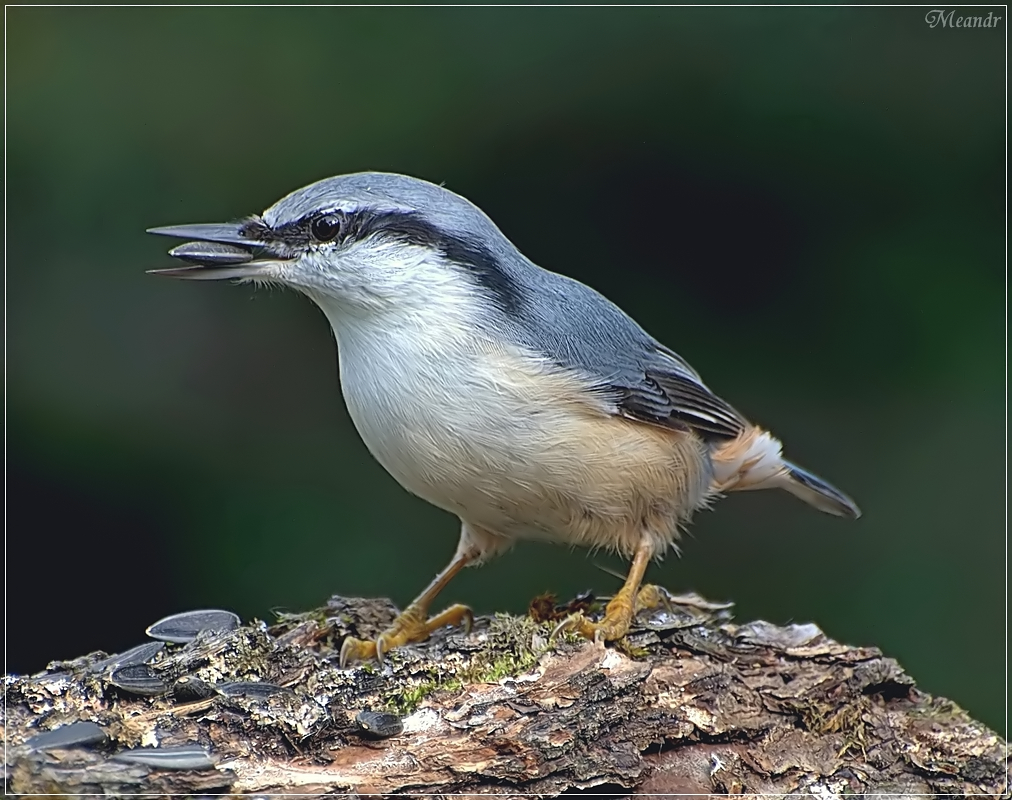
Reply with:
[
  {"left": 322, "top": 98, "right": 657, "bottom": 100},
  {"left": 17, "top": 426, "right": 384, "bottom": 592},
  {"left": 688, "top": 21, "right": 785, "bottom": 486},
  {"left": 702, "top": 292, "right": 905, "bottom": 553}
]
[
  {"left": 375, "top": 179, "right": 749, "bottom": 440},
  {"left": 492, "top": 256, "right": 748, "bottom": 440}
]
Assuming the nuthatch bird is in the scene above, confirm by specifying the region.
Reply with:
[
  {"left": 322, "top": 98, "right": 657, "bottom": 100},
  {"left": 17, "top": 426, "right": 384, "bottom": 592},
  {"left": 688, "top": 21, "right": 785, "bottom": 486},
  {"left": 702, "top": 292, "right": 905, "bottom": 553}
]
[{"left": 149, "top": 172, "right": 860, "bottom": 666}]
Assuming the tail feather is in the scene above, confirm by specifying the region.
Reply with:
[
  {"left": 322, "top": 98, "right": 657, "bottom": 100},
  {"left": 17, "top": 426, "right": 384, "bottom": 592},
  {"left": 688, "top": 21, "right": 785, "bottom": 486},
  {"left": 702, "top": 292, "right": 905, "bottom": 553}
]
[
  {"left": 710, "top": 427, "right": 860, "bottom": 519},
  {"left": 781, "top": 461, "right": 861, "bottom": 519}
]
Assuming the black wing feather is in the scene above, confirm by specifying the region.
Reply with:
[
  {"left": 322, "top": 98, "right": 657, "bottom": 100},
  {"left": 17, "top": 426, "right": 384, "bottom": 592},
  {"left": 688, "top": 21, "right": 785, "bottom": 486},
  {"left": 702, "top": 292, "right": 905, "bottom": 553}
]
[{"left": 611, "top": 348, "right": 747, "bottom": 440}]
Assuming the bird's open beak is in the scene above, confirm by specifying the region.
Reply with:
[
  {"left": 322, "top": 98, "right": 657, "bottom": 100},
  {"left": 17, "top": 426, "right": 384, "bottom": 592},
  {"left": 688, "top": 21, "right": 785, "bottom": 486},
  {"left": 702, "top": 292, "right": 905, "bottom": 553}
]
[{"left": 147, "top": 222, "right": 284, "bottom": 280}]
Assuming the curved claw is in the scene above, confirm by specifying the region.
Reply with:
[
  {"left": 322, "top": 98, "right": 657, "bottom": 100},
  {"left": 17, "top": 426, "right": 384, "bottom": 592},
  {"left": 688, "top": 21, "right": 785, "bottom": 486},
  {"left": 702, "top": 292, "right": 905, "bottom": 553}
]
[
  {"left": 375, "top": 633, "right": 392, "bottom": 666},
  {"left": 634, "top": 583, "right": 670, "bottom": 614},
  {"left": 550, "top": 614, "right": 571, "bottom": 641},
  {"left": 550, "top": 612, "right": 592, "bottom": 642},
  {"left": 459, "top": 607, "right": 475, "bottom": 636},
  {"left": 339, "top": 635, "right": 377, "bottom": 669},
  {"left": 338, "top": 603, "right": 474, "bottom": 668},
  {"left": 549, "top": 597, "right": 637, "bottom": 645}
]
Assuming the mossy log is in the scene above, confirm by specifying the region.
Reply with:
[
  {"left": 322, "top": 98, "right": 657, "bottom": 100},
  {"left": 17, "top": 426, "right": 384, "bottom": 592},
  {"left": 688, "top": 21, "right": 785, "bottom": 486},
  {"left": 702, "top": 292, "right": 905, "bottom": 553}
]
[{"left": 3, "top": 591, "right": 1008, "bottom": 797}]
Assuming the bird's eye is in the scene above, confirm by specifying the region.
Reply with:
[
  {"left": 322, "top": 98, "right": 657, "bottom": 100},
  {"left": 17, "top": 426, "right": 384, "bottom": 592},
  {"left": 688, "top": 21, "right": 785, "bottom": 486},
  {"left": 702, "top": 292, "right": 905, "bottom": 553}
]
[{"left": 310, "top": 215, "right": 343, "bottom": 243}]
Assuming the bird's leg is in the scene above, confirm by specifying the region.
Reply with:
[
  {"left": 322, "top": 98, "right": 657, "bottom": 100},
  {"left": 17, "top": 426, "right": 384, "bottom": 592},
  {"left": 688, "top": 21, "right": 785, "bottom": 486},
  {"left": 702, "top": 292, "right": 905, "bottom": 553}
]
[
  {"left": 339, "top": 549, "right": 475, "bottom": 667},
  {"left": 555, "top": 536, "right": 654, "bottom": 643}
]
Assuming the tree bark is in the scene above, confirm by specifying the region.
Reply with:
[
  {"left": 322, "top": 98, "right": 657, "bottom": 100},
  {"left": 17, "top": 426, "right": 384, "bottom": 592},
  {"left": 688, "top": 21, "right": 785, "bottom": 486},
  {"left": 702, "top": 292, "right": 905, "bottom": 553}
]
[{"left": 4, "top": 591, "right": 1007, "bottom": 797}]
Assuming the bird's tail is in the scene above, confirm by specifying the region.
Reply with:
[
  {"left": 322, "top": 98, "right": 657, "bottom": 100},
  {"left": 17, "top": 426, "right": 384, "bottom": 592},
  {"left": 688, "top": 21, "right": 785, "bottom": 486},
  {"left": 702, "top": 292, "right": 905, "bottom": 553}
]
[
  {"left": 710, "top": 427, "right": 861, "bottom": 519},
  {"left": 779, "top": 460, "right": 861, "bottom": 519}
]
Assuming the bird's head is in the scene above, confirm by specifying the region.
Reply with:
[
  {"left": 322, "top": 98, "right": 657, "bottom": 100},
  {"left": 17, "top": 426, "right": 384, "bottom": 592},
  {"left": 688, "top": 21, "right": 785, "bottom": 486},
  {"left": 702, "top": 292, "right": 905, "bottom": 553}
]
[{"left": 149, "top": 172, "right": 521, "bottom": 320}]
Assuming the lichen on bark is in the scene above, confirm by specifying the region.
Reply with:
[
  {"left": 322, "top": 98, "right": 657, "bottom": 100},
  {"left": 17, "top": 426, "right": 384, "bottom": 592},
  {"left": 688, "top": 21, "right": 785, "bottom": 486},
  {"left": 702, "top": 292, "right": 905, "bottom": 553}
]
[{"left": 3, "top": 591, "right": 1008, "bottom": 797}]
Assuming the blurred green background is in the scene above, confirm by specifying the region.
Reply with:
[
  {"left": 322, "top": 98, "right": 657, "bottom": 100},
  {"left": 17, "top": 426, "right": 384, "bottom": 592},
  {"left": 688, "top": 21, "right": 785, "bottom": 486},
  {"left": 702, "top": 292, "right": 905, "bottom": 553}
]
[{"left": 7, "top": 8, "right": 1004, "bottom": 731}]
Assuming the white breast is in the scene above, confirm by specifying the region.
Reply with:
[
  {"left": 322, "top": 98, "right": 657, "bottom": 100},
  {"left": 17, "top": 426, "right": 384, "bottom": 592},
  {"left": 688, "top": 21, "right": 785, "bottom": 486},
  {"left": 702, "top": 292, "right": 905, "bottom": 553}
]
[
  {"left": 339, "top": 319, "right": 501, "bottom": 505},
  {"left": 315, "top": 291, "right": 532, "bottom": 506},
  {"left": 308, "top": 285, "right": 711, "bottom": 556}
]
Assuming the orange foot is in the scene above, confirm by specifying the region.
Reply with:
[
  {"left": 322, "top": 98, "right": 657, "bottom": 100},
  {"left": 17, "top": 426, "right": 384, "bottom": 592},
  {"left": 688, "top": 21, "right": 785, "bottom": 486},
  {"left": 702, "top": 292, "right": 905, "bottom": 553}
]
[
  {"left": 339, "top": 603, "right": 473, "bottom": 667},
  {"left": 553, "top": 583, "right": 663, "bottom": 643}
]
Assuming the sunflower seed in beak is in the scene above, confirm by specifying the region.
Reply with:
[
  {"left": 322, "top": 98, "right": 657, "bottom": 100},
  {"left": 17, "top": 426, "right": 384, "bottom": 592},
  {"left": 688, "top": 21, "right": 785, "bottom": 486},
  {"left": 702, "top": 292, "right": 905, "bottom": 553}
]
[{"left": 169, "top": 241, "right": 255, "bottom": 266}]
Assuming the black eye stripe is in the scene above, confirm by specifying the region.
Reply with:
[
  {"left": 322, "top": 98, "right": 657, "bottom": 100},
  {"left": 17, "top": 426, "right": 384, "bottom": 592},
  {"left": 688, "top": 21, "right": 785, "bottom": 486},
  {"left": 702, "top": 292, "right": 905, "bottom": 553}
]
[{"left": 259, "top": 208, "right": 521, "bottom": 314}]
